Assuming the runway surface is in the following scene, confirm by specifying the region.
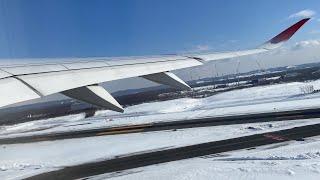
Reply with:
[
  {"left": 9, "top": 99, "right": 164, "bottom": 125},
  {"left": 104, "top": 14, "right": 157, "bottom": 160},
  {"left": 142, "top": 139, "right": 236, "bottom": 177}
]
[
  {"left": 2, "top": 107, "right": 320, "bottom": 144},
  {"left": 27, "top": 122, "right": 320, "bottom": 180}
]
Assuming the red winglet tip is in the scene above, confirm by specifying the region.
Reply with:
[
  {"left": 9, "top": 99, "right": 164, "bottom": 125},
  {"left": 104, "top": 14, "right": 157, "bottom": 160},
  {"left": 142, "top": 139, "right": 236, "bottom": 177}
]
[{"left": 269, "top": 18, "right": 310, "bottom": 44}]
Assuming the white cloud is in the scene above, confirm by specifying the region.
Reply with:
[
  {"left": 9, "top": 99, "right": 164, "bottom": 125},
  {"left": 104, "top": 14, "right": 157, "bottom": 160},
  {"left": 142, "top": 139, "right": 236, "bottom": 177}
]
[
  {"left": 194, "top": 44, "right": 210, "bottom": 51},
  {"left": 129, "top": 39, "right": 320, "bottom": 84},
  {"left": 291, "top": 39, "right": 320, "bottom": 50},
  {"left": 180, "top": 44, "right": 211, "bottom": 53},
  {"left": 288, "top": 9, "right": 316, "bottom": 19}
]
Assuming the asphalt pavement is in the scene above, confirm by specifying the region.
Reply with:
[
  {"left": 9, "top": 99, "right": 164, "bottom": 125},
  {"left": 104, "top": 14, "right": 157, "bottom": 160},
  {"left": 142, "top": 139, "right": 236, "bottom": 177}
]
[{"left": 27, "top": 122, "right": 320, "bottom": 180}]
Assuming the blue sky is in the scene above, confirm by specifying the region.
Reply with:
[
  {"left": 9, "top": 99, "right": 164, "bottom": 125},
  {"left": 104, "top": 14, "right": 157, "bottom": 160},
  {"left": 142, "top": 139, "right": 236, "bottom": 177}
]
[{"left": 0, "top": 0, "right": 319, "bottom": 58}]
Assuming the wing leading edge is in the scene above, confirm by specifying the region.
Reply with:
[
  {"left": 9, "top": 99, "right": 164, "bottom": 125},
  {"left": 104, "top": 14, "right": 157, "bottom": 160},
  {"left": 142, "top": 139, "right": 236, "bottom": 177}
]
[{"left": 0, "top": 18, "right": 310, "bottom": 111}]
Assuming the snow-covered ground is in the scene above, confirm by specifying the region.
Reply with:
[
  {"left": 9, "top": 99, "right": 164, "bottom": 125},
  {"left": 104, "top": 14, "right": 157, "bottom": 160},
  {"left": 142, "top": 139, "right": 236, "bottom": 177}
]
[
  {"left": 2, "top": 80, "right": 320, "bottom": 179},
  {"left": 2, "top": 80, "right": 320, "bottom": 138}
]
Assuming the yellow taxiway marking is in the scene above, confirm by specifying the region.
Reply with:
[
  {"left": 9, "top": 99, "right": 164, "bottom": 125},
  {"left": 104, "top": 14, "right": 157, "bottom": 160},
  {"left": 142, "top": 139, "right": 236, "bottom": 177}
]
[
  {"left": 96, "top": 129, "right": 144, "bottom": 136},
  {"left": 107, "top": 124, "right": 152, "bottom": 130}
]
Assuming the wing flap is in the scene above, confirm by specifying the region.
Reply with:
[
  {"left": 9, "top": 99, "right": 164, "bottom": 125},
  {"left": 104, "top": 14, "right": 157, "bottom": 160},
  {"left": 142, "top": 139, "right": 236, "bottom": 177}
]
[{"left": 0, "top": 78, "right": 41, "bottom": 107}]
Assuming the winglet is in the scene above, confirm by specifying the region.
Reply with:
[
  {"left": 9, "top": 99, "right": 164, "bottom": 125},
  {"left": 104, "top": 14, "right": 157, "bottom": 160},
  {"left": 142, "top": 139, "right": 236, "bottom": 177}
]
[{"left": 268, "top": 18, "right": 310, "bottom": 44}]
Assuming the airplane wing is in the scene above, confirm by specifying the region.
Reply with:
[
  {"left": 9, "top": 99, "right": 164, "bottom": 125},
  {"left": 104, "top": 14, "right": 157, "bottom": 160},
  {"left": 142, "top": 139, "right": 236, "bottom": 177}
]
[{"left": 0, "top": 18, "right": 310, "bottom": 112}]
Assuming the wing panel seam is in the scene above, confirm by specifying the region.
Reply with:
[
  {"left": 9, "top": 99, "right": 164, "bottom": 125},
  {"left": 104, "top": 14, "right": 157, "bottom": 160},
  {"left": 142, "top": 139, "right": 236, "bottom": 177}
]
[
  {"left": 13, "top": 76, "right": 44, "bottom": 97},
  {"left": 12, "top": 58, "right": 193, "bottom": 76}
]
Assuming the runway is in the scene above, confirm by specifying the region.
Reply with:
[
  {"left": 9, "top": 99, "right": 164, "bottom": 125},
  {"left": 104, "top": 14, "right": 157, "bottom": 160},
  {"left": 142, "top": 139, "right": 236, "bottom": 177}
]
[
  {"left": 27, "top": 122, "right": 320, "bottom": 180},
  {"left": 2, "top": 107, "right": 320, "bottom": 145}
]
